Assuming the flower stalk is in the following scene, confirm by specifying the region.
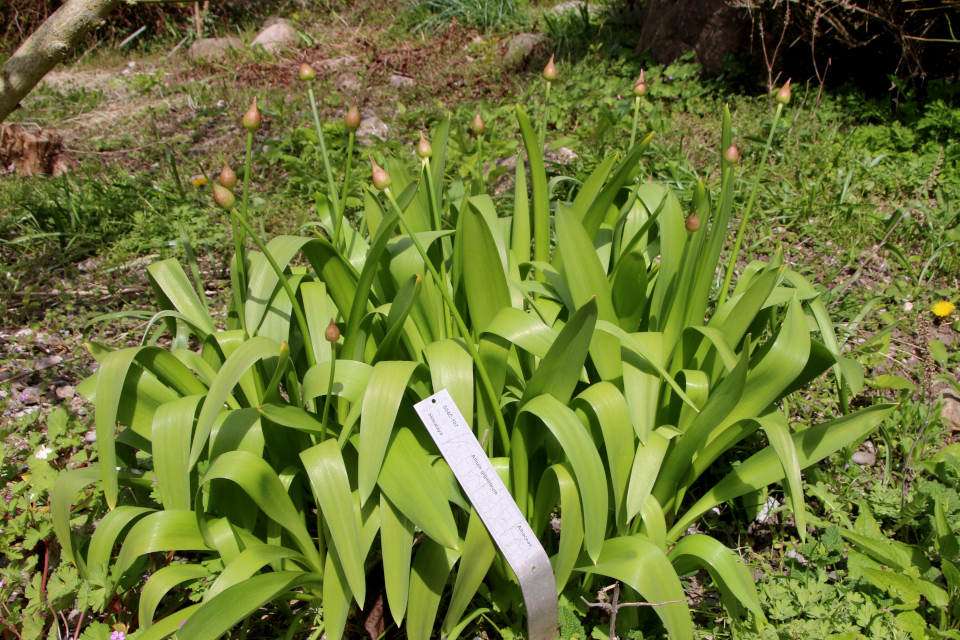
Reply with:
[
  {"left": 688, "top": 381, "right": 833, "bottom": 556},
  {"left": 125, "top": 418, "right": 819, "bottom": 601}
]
[
  {"left": 319, "top": 318, "right": 339, "bottom": 442},
  {"left": 719, "top": 99, "right": 786, "bottom": 304}
]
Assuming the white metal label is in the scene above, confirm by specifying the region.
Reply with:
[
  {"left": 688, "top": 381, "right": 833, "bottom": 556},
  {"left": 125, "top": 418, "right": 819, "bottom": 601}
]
[{"left": 414, "top": 390, "right": 558, "bottom": 640}]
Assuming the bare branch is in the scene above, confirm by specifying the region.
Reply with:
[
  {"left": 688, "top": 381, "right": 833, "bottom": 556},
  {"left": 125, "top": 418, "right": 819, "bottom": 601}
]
[{"left": 0, "top": 0, "right": 124, "bottom": 123}]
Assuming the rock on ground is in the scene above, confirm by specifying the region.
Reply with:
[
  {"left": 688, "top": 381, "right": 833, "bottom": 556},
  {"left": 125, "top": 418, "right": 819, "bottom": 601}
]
[
  {"left": 334, "top": 71, "right": 361, "bottom": 94},
  {"left": 505, "top": 33, "right": 549, "bottom": 66},
  {"left": 389, "top": 74, "right": 415, "bottom": 89},
  {"left": 356, "top": 116, "right": 388, "bottom": 144},
  {"left": 252, "top": 22, "right": 298, "bottom": 53},
  {"left": 317, "top": 56, "right": 359, "bottom": 69},
  {"left": 942, "top": 391, "right": 960, "bottom": 433},
  {"left": 187, "top": 37, "right": 244, "bottom": 61}
]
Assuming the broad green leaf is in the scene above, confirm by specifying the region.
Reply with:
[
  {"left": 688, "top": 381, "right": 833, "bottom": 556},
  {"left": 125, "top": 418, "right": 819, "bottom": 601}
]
[
  {"left": 668, "top": 534, "right": 764, "bottom": 619},
  {"left": 424, "top": 339, "right": 474, "bottom": 428},
  {"left": 153, "top": 395, "right": 203, "bottom": 511},
  {"left": 611, "top": 251, "right": 647, "bottom": 331},
  {"left": 146, "top": 258, "right": 216, "bottom": 338},
  {"left": 381, "top": 493, "right": 414, "bottom": 625},
  {"left": 300, "top": 440, "right": 366, "bottom": 603},
  {"left": 88, "top": 506, "right": 154, "bottom": 573},
  {"left": 379, "top": 426, "right": 459, "bottom": 550},
  {"left": 407, "top": 538, "right": 460, "bottom": 640},
  {"left": 462, "top": 199, "right": 512, "bottom": 335},
  {"left": 372, "top": 274, "right": 423, "bottom": 363},
  {"left": 192, "top": 336, "right": 282, "bottom": 467},
  {"left": 441, "top": 508, "right": 496, "bottom": 635},
  {"left": 140, "top": 564, "right": 209, "bottom": 627},
  {"left": 521, "top": 297, "right": 598, "bottom": 407},
  {"left": 572, "top": 382, "right": 634, "bottom": 532},
  {"left": 627, "top": 428, "right": 672, "bottom": 521},
  {"left": 205, "top": 545, "right": 308, "bottom": 601},
  {"left": 533, "top": 463, "right": 583, "bottom": 591},
  {"left": 577, "top": 536, "right": 692, "bottom": 640},
  {"left": 522, "top": 395, "right": 608, "bottom": 563},
  {"left": 114, "top": 511, "right": 210, "bottom": 583},
  {"left": 199, "top": 450, "right": 323, "bottom": 573},
  {"left": 177, "top": 572, "right": 322, "bottom": 640},
  {"left": 359, "top": 361, "right": 427, "bottom": 504},
  {"left": 302, "top": 359, "right": 372, "bottom": 404},
  {"left": 669, "top": 403, "right": 896, "bottom": 539},
  {"left": 51, "top": 467, "right": 100, "bottom": 574}
]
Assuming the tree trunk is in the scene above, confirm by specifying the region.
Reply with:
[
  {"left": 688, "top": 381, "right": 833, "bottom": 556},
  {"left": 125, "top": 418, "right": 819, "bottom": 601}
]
[{"left": 0, "top": 0, "right": 124, "bottom": 123}]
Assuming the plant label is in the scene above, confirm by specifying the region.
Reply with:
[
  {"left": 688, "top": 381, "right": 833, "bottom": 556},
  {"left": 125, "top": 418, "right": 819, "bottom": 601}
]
[{"left": 414, "top": 389, "right": 559, "bottom": 640}]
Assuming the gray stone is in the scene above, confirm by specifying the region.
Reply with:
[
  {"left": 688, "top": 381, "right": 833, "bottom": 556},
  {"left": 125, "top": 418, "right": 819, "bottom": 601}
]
[
  {"left": 20, "top": 387, "right": 41, "bottom": 405},
  {"left": 389, "top": 74, "right": 415, "bottom": 89},
  {"left": 261, "top": 16, "right": 290, "bottom": 29},
  {"left": 334, "top": 71, "right": 361, "bottom": 94},
  {"left": 544, "top": 146, "right": 579, "bottom": 165},
  {"left": 851, "top": 450, "right": 877, "bottom": 466},
  {"left": 317, "top": 56, "right": 358, "bottom": 69},
  {"left": 187, "top": 37, "right": 243, "bottom": 61},
  {"left": 505, "top": 33, "right": 548, "bottom": 65},
  {"left": 251, "top": 22, "right": 298, "bottom": 53},
  {"left": 942, "top": 391, "right": 960, "bottom": 430},
  {"left": 550, "top": 1, "right": 603, "bottom": 16},
  {"left": 55, "top": 385, "right": 75, "bottom": 399},
  {"left": 356, "top": 116, "right": 388, "bottom": 144}
]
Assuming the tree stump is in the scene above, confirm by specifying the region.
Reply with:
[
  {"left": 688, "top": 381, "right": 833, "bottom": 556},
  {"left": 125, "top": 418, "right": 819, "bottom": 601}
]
[{"left": 0, "top": 124, "right": 74, "bottom": 176}]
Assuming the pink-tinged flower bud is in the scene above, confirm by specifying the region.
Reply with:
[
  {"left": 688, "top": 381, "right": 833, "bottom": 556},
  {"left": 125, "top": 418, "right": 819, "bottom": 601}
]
[
  {"left": 775, "top": 79, "right": 791, "bottom": 105},
  {"left": 417, "top": 131, "right": 433, "bottom": 159},
  {"left": 543, "top": 54, "right": 557, "bottom": 82},
  {"left": 299, "top": 62, "right": 316, "bottom": 82},
  {"left": 345, "top": 104, "right": 361, "bottom": 131},
  {"left": 370, "top": 156, "right": 391, "bottom": 190},
  {"left": 219, "top": 164, "right": 238, "bottom": 188},
  {"left": 212, "top": 183, "right": 235, "bottom": 210},
  {"left": 471, "top": 110, "right": 485, "bottom": 136},
  {"left": 242, "top": 97, "right": 261, "bottom": 131},
  {"left": 723, "top": 145, "right": 740, "bottom": 165},
  {"left": 633, "top": 70, "right": 647, "bottom": 97},
  {"left": 325, "top": 318, "right": 340, "bottom": 343},
  {"left": 685, "top": 212, "right": 700, "bottom": 232}
]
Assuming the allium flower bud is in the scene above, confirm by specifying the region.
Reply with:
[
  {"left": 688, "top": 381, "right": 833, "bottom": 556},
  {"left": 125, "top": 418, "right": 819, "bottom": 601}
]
[
  {"left": 242, "top": 97, "right": 261, "bottom": 131},
  {"left": 212, "top": 183, "right": 235, "bottom": 210},
  {"left": 633, "top": 70, "right": 647, "bottom": 97},
  {"left": 417, "top": 132, "right": 433, "bottom": 159},
  {"left": 299, "top": 62, "right": 316, "bottom": 82},
  {"left": 325, "top": 318, "right": 340, "bottom": 343},
  {"left": 775, "top": 79, "right": 791, "bottom": 105},
  {"left": 370, "top": 156, "right": 391, "bottom": 190},
  {"left": 219, "top": 164, "right": 238, "bottom": 188},
  {"left": 542, "top": 54, "right": 557, "bottom": 82},
  {"left": 345, "top": 104, "right": 361, "bottom": 131},
  {"left": 685, "top": 212, "right": 700, "bottom": 233},
  {"left": 723, "top": 145, "right": 740, "bottom": 165},
  {"left": 471, "top": 110, "right": 485, "bottom": 136}
]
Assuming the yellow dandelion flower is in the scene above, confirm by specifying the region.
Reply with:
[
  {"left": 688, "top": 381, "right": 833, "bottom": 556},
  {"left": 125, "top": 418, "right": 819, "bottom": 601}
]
[
  {"left": 192, "top": 177, "right": 208, "bottom": 187},
  {"left": 932, "top": 301, "right": 955, "bottom": 317}
]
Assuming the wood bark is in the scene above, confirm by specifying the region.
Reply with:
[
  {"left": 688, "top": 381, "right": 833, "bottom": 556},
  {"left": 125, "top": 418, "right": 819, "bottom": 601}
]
[{"left": 0, "top": 0, "right": 124, "bottom": 123}]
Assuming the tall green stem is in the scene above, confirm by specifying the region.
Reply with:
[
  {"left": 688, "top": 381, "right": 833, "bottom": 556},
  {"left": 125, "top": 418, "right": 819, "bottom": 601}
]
[
  {"left": 423, "top": 158, "right": 452, "bottom": 339},
  {"left": 306, "top": 81, "right": 339, "bottom": 214},
  {"left": 539, "top": 81, "right": 552, "bottom": 150},
  {"left": 319, "top": 348, "right": 337, "bottom": 441},
  {"left": 475, "top": 134, "right": 484, "bottom": 194},
  {"left": 334, "top": 131, "right": 355, "bottom": 249},
  {"left": 384, "top": 189, "right": 510, "bottom": 455},
  {"left": 719, "top": 103, "right": 784, "bottom": 304},
  {"left": 629, "top": 96, "right": 641, "bottom": 150},
  {"left": 230, "top": 210, "right": 317, "bottom": 369}
]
